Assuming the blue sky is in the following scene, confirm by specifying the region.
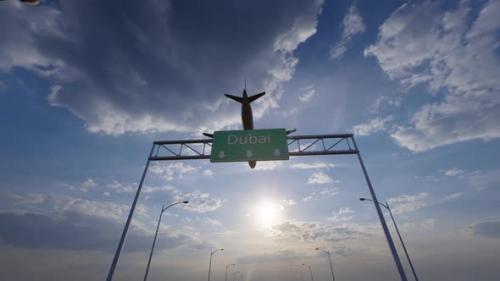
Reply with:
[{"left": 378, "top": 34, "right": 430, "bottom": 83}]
[{"left": 1, "top": 0, "right": 499, "bottom": 280}]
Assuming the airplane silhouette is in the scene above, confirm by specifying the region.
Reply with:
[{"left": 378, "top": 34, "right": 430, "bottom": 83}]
[{"left": 204, "top": 88, "right": 296, "bottom": 169}]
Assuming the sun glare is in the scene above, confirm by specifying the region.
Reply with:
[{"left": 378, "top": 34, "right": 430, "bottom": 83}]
[{"left": 252, "top": 199, "right": 284, "bottom": 228}]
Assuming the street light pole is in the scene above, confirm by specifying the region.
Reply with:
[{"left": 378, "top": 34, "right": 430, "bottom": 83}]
[
  {"left": 302, "top": 264, "right": 314, "bottom": 281},
  {"left": 360, "top": 198, "right": 419, "bottom": 281},
  {"left": 143, "top": 200, "right": 189, "bottom": 281},
  {"left": 315, "top": 248, "right": 335, "bottom": 281},
  {"left": 386, "top": 201, "right": 420, "bottom": 281},
  {"left": 208, "top": 248, "right": 224, "bottom": 281},
  {"left": 225, "top": 263, "right": 236, "bottom": 281},
  {"left": 351, "top": 137, "right": 408, "bottom": 281}
]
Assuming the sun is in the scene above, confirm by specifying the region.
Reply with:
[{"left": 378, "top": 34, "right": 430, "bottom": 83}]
[{"left": 252, "top": 199, "right": 284, "bottom": 228}]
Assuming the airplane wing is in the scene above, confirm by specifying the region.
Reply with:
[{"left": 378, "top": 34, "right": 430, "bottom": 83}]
[
  {"left": 225, "top": 94, "right": 243, "bottom": 103},
  {"left": 248, "top": 92, "right": 265, "bottom": 103}
]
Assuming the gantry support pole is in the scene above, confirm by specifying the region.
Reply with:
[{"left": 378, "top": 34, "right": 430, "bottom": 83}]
[
  {"left": 106, "top": 144, "right": 155, "bottom": 281},
  {"left": 351, "top": 137, "right": 408, "bottom": 281}
]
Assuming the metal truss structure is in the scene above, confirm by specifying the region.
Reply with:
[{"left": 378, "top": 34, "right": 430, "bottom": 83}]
[
  {"left": 150, "top": 133, "right": 357, "bottom": 161},
  {"left": 107, "top": 133, "right": 409, "bottom": 281}
]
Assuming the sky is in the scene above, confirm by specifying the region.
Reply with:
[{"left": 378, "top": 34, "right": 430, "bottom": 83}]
[{"left": 0, "top": 0, "right": 499, "bottom": 280}]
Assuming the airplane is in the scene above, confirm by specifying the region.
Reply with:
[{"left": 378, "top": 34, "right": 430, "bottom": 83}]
[{"left": 204, "top": 88, "right": 296, "bottom": 169}]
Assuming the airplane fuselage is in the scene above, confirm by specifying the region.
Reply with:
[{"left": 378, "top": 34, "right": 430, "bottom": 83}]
[
  {"left": 219, "top": 89, "right": 294, "bottom": 168},
  {"left": 224, "top": 89, "right": 266, "bottom": 169},
  {"left": 241, "top": 94, "right": 254, "bottom": 130},
  {"left": 241, "top": 92, "right": 255, "bottom": 168}
]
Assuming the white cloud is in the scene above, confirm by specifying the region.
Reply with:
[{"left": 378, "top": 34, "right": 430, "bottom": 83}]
[
  {"left": 82, "top": 178, "right": 96, "bottom": 189},
  {"left": 330, "top": 5, "right": 365, "bottom": 59},
  {"left": 273, "top": 4, "right": 321, "bottom": 53},
  {"left": 388, "top": 192, "right": 429, "bottom": 214},
  {"left": 302, "top": 187, "right": 339, "bottom": 203},
  {"left": 7, "top": 193, "right": 45, "bottom": 205},
  {"left": 65, "top": 178, "right": 98, "bottom": 193},
  {"left": 203, "top": 169, "right": 214, "bottom": 176},
  {"left": 338, "top": 207, "right": 353, "bottom": 215},
  {"left": 299, "top": 85, "right": 316, "bottom": 102},
  {"left": 106, "top": 180, "right": 135, "bottom": 194},
  {"left": 150, "top": 162, "right": 197, "bottom": 181},
  {"left": 330, "top": 44, "right": 347, "bottom": 60},
  {"left": 181, "top": 216, "right": 224, "bottom": 231},
  {"left": 308, "top": 171, "right": 333, "bottom": 185},
  {"left": 204, "top": 217, "right": 223, "bottom": 228},
  {"left": 142, "top": 185, "right": 176, "bottom": 194},
  {"left": 329, "top": 207, "right": 354, "bottom": 222},
  {"left": 444, "top": 168, "right": 465, "bottom": 177},
  {"left": 366, "top": 0, "right": 500, "bottom": 152},
  {"left": 7, "top": 193, "right": 138, "bottom": 223},
  {"left": 52, "top": 195, "right": 136, "bottom": 222},
  {"left": 47, "top": 85, "right": 62, "bottom": 105},
  {"left": 173, "top": 190, "right": 223, "bottom": 213},
  {"left": 0, "top": 4, "right": 60, "bottom": 72},
  {"left": 371, "top": 95, "right": 402, "bottom": 114},
  {"left": 280, "top": 199, "right": 297, "bottom": 207},
  {"left": 254, "top": 161, "right": 284, "bottom": 171},
  {"left": 317, "top": 187, "right": 339, "bottom": 197},
  {"left": 271, "top": 219, "right": 371, "bottom": 243},
  {"left": 2, "top": 193, "right": 214, "bottom": 253},
  {"left": 401, "top": 218, "right": 438, "bottom": 230},
  {"left": 302, "top": 195, "right": 313, "bottom": 202},
  {"left": 290, "top": 161, "right": 335, "bottom": 170},
  {"left": 444, "top": 192, "right": 463, "bottom": 201},
  {"left": 353, "top": 115, "right": 393, "bottom": 136}
]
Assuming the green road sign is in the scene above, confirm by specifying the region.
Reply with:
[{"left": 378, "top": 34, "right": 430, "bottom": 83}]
[{"left": 211, "top": 128, "right": 289, "bottom": 162}]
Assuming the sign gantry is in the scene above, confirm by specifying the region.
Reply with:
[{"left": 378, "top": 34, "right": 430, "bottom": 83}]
[
  {"left": 106, "top": 87, "right": 409, "bottom": 281},
  {"left": 150, "top": 133, "right": 357, "bottom": 161},
  {"left": 108, "top": 132, "right": 408, "bottom": 281}
]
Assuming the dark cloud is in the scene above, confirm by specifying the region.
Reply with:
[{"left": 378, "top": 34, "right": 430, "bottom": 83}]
[
  {"left": 0, "top": 211, "right": 197, "bottom": 252},
  {"left": 0, "top": 0, "right": 322, "bottom": 134},
  {"left": 470, "top": 221, "right": 500, "bottom": 239}
]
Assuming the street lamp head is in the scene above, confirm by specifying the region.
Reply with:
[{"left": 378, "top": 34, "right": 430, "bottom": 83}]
[
  {"left": 182, "top": 200, "right": 189, "bottom": 204},
  {"left": 359, "top": 197, "right": 367, "bottom": 201},
  {"left": 315, "top": 247, "right": 320, "bottom": 250},
  {"left": 220, "top": 248, "right": 224, "bottom": 251}
]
